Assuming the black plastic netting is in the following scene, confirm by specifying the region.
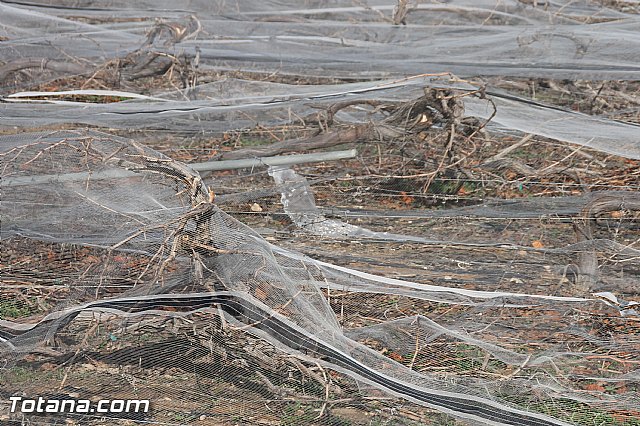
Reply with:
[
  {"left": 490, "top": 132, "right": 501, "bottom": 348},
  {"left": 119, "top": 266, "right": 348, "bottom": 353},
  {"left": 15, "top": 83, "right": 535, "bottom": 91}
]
[{"left": 1, "top": 1, "right": 639, "bottom": 426}]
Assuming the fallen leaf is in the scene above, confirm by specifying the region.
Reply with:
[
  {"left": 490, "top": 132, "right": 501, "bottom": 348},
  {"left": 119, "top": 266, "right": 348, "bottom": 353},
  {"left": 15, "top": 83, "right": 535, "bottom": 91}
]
[
  {"left": 388, "top": 352, "right": 404, "bottom": 362},
  {"left": 400, "top": 191, "right": 414, "bottom": 205},
  {"left": 583, "top": 382, "right": 606, "bottom": 392}
]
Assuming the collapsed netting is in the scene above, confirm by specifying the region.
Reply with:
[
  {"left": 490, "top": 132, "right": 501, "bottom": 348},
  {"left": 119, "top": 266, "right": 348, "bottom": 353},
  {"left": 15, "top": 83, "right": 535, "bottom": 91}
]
[
  {"left": 1, "top": 132, "right": 639, "bottom": 425},
  {"left": 1, "top": 0, "right": 640, "bottom": 86},
  {"left": 1, "top": 1, "right": 639, "bottom": 424},
  {"left": 2, "top": 0, "right": 640, "bottom": 157}
]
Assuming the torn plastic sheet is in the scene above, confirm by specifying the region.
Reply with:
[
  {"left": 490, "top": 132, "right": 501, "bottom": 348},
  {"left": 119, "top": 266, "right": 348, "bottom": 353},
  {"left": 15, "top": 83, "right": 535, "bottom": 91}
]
[
  {"left": 269, "top": 165, "right": 528, "bottom": 247},
  {"left": 267, "top": 166, "right": 627, "bottom": 254}
]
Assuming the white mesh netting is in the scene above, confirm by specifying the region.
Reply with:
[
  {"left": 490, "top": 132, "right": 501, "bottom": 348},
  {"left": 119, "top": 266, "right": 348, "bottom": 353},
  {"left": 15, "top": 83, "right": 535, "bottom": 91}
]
[{"left": 1, "top": 2, "right": 640, "bottom": 426}]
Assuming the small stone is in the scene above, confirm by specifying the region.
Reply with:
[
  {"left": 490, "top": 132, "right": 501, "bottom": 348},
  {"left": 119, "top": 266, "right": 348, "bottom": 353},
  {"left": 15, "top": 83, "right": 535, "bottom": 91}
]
[
  {"left": 250, "top": 203, "right": 263, "bottom": 212},
  {"left": 199, "top": 415, "right": 207, "bottom": 421}
]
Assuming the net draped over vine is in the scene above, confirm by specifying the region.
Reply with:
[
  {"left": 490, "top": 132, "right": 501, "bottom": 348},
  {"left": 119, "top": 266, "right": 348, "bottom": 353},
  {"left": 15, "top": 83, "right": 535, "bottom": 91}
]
[{"left": 1, "top": 1, "right": 639, "bottom": 426}]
